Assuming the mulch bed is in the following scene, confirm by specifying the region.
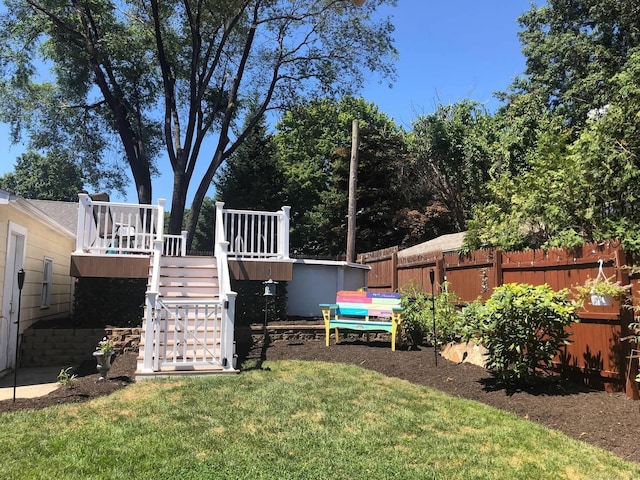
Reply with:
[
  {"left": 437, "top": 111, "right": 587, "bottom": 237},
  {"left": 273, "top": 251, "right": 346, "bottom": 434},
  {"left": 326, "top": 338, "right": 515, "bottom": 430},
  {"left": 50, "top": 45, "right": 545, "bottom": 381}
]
[{"left": 1, "top": 339, "right": 638, "bottom": 464}]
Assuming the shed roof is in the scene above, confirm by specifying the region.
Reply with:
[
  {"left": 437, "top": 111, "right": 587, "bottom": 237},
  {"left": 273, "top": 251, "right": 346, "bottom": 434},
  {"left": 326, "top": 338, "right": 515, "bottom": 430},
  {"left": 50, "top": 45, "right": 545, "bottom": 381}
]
[{"left": 398, "top": 232, "right": 465, "bottom": 258}]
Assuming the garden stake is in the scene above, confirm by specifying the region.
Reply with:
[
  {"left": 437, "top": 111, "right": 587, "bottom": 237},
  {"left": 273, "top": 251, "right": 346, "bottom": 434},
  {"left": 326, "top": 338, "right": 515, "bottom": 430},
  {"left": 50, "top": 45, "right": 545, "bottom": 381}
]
[
  {"left": 430, "top": 268, "right": 437, "bottom": 366},
  {"left": 13, "top": 268, "right": 25, "bottom": 403}
]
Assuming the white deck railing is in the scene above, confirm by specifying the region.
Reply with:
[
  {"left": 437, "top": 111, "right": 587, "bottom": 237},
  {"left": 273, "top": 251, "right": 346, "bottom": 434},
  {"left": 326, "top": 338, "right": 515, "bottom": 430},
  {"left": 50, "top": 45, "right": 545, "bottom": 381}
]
[
  {"left": 215, "top": 202, "right": 290, "bottom": 259},
  {"left": 75, "top": 193, "right": 187, "bottom": 257}
]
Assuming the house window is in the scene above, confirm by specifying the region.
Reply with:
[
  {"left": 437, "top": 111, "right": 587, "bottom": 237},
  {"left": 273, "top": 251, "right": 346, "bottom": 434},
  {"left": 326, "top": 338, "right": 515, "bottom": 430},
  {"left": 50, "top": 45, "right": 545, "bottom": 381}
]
[{"left": 41, "top": 257, "right": 53, "bottom": 308}]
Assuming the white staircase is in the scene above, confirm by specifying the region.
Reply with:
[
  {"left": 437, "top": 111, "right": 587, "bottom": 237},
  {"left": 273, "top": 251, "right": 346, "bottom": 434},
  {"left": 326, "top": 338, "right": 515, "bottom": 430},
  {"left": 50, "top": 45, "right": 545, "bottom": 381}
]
[{"left": 136, "top": 256, "right": 236, "bottom": 377}]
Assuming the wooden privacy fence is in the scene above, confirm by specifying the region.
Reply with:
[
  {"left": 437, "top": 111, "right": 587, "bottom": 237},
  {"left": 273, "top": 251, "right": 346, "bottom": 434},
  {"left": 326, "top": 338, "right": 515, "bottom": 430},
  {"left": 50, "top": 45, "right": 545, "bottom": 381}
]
[{"left": 358, "top": 241, "right": 639, "bottom": 397}]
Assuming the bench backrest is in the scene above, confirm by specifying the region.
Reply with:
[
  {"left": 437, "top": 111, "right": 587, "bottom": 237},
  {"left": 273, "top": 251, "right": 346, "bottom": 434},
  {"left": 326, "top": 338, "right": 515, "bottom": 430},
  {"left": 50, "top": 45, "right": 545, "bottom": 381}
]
[{"left": 335, "top": 291, "right": 402, "bottom": 318}]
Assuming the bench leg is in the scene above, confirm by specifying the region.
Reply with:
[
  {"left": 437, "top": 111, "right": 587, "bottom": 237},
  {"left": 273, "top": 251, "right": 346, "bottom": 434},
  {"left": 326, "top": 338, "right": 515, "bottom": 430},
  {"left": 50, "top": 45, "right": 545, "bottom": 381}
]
[
  {"left": 391, "top": 326, "right": 396, "bottom": 351},
  {"left": 334, "top": 327, "right": 340, "bottom": 344}
]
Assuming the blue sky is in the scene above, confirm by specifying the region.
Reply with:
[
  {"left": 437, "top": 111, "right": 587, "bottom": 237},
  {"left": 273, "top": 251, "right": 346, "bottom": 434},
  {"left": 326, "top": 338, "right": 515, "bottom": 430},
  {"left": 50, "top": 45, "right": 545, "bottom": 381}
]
[{"left": 0, "top": 0, "right": 535, "bottom": 207}]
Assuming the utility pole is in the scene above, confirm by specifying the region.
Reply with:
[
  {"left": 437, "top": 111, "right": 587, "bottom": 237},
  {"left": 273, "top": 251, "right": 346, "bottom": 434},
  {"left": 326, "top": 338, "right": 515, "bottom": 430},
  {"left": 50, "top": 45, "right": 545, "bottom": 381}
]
[{"left": 346, "top": 119, "right": 359, "bottom": 263}]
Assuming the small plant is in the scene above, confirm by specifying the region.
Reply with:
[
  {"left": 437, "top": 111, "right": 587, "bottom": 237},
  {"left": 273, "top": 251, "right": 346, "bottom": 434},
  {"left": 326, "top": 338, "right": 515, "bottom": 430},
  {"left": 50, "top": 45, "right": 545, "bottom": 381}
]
[
  {"left": 399, "top": 281, "right": 430, "bottom": 348},
  {"left": 57, "top": 367, "right": 77, "bottom": 388},
  {"left": 97, "top": 337, "right": 115, "bottom": 355}
]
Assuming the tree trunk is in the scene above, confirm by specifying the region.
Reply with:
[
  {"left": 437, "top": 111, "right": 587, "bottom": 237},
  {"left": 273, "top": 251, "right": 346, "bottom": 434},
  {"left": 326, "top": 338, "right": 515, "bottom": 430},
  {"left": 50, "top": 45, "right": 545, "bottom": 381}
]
[
  {"left": 185, "top": 150, "right": 225, "bottom": 252},
  {"left": 169, "top": 171, "right": 189, "bottom": 235}
]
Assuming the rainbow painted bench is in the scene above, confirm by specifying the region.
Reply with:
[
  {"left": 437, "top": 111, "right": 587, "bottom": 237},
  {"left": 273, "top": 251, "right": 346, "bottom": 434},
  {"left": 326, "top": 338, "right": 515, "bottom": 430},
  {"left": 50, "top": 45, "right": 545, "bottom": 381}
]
[{"left": 320, "top": 291, "right": 403, "bottom": 351}]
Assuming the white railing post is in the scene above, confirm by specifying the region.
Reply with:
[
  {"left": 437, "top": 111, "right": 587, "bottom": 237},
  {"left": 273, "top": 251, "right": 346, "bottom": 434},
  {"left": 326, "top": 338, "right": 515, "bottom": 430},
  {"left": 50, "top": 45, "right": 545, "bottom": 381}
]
[
  {"left": 280, "top": 206, "right": 291, "bottom": 260},
  {"left": 215, "top": 201, "right": 226, "bottom": 250},
  {"left": 143, "top": 291, "right": 157, "bottom": 372},
  {"left": 181, "top": 230, "right": 188, "bottom": 256},
  {"left": 143, "top": 237, "right": 164, "bottom": 372},
  {"left": 156, "top": 198, "right": 166, "bottom": 247},
  {"left": 222, "top": 292, "right": 237, "bottom": 370},
  {"left": 75, "top": 193, "right": 92, "bottom": 253}
]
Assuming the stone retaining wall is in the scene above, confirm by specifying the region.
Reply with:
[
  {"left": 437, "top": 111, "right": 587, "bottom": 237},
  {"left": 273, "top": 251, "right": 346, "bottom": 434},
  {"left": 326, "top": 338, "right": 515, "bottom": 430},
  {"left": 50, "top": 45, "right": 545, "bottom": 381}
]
[
  {"left": 20, "top": 327, "right": 142, "bottom": 367},
  {"left": 20, "top": 324, "right": 390, "bottom": 367}
]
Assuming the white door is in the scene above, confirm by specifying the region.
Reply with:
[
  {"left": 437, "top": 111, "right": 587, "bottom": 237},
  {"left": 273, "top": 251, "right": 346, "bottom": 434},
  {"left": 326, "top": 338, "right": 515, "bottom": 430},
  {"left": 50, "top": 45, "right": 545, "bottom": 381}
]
[{"left": 1, "top": 222, "right": 26, "bottom": 372}]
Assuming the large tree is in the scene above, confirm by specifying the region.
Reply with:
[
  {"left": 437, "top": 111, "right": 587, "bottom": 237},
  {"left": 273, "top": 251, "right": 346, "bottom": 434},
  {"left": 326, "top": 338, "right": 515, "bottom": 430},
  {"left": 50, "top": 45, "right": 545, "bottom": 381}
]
[
  {"left": 0, "top": 0, "right": 397, "bottom": 248},
  {"left": 214, "top": 106, "right": 285, "bottom": 212}
]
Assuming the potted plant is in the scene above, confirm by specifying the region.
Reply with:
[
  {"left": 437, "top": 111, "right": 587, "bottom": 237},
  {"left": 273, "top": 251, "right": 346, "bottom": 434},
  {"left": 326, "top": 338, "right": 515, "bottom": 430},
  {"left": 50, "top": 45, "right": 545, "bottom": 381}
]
[
  {"left": 93, "top": 337, "right": 115, "bottom": 381},
  {"left": 574, "top": 275, "right": 631, "bottom": 307}
]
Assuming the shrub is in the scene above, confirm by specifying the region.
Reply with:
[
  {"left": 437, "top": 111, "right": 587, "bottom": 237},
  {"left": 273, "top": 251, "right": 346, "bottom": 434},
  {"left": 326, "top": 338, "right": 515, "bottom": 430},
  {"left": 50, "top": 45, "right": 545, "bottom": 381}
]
[
  {"left": 399, "top": 282, "right": 430, "bottom": 348},
  {"left": 459, "top": 283, "right": 580, "bottom": 384},
  {"left": 400, "top": 280, "right": 461, "bottom": 348}
]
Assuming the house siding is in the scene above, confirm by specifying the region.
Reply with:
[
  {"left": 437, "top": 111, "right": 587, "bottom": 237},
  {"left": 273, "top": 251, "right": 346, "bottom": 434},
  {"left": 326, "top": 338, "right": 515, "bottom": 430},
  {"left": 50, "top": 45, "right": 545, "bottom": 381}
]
[{"left": 1, "top": 201, "right": 75, "bottom": 333}]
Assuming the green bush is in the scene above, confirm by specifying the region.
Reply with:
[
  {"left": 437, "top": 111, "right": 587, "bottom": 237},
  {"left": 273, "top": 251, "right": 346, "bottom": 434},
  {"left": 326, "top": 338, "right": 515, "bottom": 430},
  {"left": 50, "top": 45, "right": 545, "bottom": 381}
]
[
  {"left": 400, "top": 280, "right": 461, "bottom": 348},
  {"left": 459, "top": 283, "right": 579, "bottom": 384}
]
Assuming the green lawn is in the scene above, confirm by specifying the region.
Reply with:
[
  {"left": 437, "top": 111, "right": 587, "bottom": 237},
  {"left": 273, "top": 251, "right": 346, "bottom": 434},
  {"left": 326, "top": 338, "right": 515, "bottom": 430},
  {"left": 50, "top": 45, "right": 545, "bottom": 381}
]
[{"left": 0, "top": 360, "right": 637, "bottom": 479}]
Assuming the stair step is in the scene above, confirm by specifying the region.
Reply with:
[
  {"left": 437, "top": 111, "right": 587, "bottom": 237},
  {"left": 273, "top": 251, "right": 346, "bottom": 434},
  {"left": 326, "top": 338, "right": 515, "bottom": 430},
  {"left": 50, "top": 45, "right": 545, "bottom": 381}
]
[
  {"left": 158, "top": 279, "right": 219, "bottom": 287},
  {"left": 135, "top": 366, "right": 238, "bottom": 380},
  {"left": 159, "top": 290, "right": 220, "bottom": 299}
]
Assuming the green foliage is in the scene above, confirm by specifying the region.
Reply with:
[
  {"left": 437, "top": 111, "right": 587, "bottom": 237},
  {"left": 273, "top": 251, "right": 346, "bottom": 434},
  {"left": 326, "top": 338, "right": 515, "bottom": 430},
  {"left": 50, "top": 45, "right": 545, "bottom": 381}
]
[
  {"left": 459, "top": 283, "right": 580, "bottom": 385},
  {"left": 275, "top": 96, "right": 406, "bottom": 256},
  {"left": 400, "top": 280, "right": 461, "bottom": 347},
  {"left": 214, "top": 107, "right": 286, "bottom": 212},
  {"left": 72, "top": 278, "right": 146, "bottom": 327},
  {"left": 399, "top": 282, "right": 430, "bottom": 346},
  {"left": 0, "top": 150, "right": 85, "bottom": 201},
  {"left": 404, "top": 100, "right": 494, "bottom": 241},
  {"left": 572, "top": 274, "right": 631, "bottom": 310},
  {"left": 465, "top": 3, "right": 640, "bottom": 254},
  {"left": 517, "top": 0, "right": 640, "bottom": 128},
  {"left": 189, "top": 197, "right": 216, "bottom": 254},
  {"left": 56, "top": 367, "right": 77, "bottom": 389}
]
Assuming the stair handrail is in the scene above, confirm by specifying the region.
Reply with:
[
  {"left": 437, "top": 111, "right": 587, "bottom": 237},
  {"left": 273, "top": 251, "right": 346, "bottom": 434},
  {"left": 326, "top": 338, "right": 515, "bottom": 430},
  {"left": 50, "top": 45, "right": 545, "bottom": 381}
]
[
  {"left": 215, "top": 202, "right": 238, "bottom": 370},
  {"left": 141, "top": 199, "right": 165, "bottom": 372}
]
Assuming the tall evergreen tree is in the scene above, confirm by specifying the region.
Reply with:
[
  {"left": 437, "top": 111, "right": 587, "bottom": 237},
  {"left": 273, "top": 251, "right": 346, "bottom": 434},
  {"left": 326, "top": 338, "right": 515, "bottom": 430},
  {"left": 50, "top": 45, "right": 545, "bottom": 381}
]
[
  {"left": 275, "top": 96, "right": 406, "bottom": 256},
  {"left": 214, "top": 112, "right": 285, "bottom": 211}
]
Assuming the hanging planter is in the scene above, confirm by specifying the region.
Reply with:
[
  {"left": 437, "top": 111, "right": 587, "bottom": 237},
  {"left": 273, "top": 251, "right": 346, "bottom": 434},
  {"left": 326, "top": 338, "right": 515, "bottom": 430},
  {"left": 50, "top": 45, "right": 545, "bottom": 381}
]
[{"left": 574, "top": 260, "right": 631, "bottom": 308}]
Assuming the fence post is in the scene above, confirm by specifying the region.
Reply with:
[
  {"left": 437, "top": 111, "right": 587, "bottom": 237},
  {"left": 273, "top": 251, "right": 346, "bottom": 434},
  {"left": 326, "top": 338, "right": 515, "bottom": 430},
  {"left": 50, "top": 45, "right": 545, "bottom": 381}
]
[
  {"left": 391, "top": 251, "right": 398, "bottom": 291},
  {"left": 493, "top": 249, "right": 503, "bottom": 290},
  {"left": 615, "top": 248, "right": 639, "bottom": 399},
  {"left": 436, "top": 256, "right": 445, "bottom": 291}
]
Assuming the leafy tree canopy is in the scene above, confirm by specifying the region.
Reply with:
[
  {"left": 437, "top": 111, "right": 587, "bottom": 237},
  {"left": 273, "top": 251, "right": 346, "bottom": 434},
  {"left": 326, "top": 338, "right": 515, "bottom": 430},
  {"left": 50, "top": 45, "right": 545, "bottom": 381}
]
[
  {"left": 405, "top": 100, "right": 495, "bottom": 236},
  {"left": 0, "top": 149, "right": 85, "bottom": 201},
  {"left": 516, "top": 0, "right": 640, "bottom": 128}
]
